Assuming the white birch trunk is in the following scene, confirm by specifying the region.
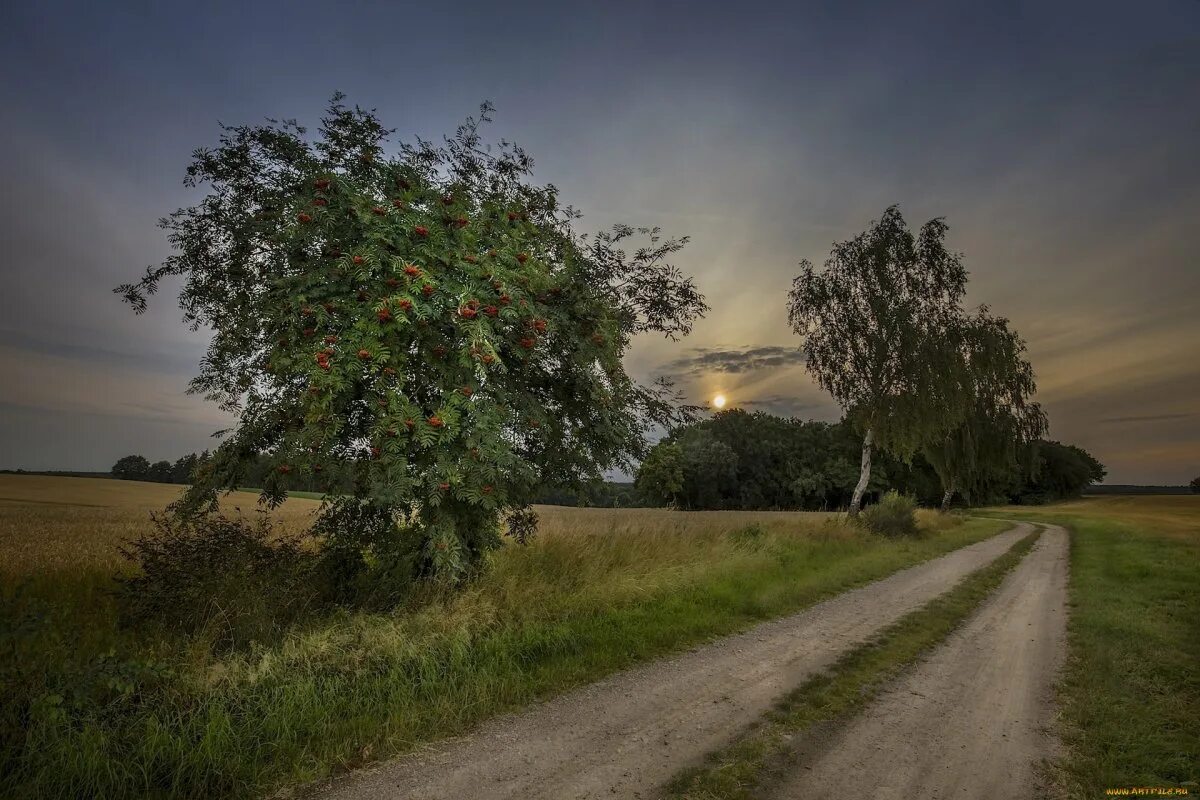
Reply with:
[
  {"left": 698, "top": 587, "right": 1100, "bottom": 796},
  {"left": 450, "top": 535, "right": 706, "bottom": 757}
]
[
  {"left": 848, "top": 427, "right": 874, "bottom": 517},
  {"left": 941, "top": 486, "right": 955, "bottom": 512}
]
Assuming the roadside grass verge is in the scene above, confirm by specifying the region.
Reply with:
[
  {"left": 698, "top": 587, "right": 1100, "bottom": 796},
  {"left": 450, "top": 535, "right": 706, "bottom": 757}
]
[
  {"left": 993, "top": 499, "right": 1199, "bottom": 797},
  {"left": 664, "top": 527, "right": 1041, "bottom": 800},
  {"left": 1, "top": 475, "right": 1012, "bottom": 800}
]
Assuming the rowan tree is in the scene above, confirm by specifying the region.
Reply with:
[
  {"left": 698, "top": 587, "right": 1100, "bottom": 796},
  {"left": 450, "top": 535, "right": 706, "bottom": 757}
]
[
  {"left": 118, "top": 95, "right": 706, "bottom": 583},
  {"left": 786, "top": 206, "right": 971, "bottom": 516}
]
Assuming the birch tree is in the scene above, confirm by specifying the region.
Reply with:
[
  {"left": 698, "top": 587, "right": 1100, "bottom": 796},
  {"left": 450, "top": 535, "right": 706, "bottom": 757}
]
[
  {"left": 924, "top": 309, "right": 1047, "bottom": 510},
  {"left": 786, "top": 206, "right": 970, "bottom": 516}
]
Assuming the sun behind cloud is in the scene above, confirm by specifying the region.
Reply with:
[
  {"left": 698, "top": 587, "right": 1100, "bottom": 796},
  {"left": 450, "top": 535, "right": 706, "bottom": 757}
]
[{"left": 712, "top": 394, "right": 727, "bottom": 409}]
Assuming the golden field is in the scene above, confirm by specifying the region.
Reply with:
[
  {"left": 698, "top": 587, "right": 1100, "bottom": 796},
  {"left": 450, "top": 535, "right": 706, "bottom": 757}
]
[
  {"left": 0, "top": 473, "right": 853, "bottom": 581},
  {"left": 4, "top": 474, "right": 1194, "bottom": 587},
  {"left": 2, "top": 472, "right": 1009, "bottom": 799},
  {"left": 0, "top": 475, "right": 322, "bottom": 580}
]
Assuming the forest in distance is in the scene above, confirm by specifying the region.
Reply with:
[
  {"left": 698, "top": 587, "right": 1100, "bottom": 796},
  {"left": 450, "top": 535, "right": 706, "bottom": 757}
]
[{"left": 100, "top": 408, "right": 1108, "bottom": 510}]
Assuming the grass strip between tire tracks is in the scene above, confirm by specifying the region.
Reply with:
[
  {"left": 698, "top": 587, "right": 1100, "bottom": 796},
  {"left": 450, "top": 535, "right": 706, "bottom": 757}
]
[{"left": 664, "top": 524, "right": 1043, "bottom": 800}]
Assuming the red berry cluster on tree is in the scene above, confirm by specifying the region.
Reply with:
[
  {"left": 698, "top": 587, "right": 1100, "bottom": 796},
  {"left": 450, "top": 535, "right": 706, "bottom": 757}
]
[{"left": 118, "top": 95, "right": 706, "bottom": 583}]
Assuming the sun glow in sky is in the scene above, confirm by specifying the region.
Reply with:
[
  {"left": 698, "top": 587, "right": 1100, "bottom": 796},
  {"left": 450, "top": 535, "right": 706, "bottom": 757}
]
[
  {"left": 0, "top": 2, "right": 1196, "bottom": 483},
  {"left": 712, "top": 394, "right": 727, "bottom": 409}
]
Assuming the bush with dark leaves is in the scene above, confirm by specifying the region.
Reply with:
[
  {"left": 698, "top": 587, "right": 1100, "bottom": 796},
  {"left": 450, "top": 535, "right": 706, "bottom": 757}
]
[
  {"left": 309, "top": 500, "right": 426, "bottom": 610},
  {"left": 505, "top": 507, "right": 539, "bottom": 546},
  {"left": 857, "top": 490, "right": 919, "bottom": 538},
  {"left": 116, "top": 514, "right": 320, "bottom": 651}
]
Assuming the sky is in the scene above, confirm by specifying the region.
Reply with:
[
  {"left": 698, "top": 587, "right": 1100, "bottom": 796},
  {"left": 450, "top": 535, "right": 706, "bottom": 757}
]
[{"left": 0, "top": 0, "right": 1197, "bottom": 484}]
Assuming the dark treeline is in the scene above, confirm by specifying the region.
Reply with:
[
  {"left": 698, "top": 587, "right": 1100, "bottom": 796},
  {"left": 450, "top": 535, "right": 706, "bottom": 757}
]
[
  {"left": 112, "top": 411, "right": 1106, "bottom": 510},
  {"left": 634, "top": 409, "right": 1105, "bottom": 510},
  {"left": 1086, "top": 485, "right": 1193, "bottom": 495},
  {"left": 110, "top": 451, "right": 649, "bottom": 507},
  {"left": 110, "top": 453, "right": 343, "bottom": 494},
  {"left": 111, "top": 454, "right": 204, "bottom": 485},
  {"left": 532, "top": 482, "right": 644, "bottom": 508}
]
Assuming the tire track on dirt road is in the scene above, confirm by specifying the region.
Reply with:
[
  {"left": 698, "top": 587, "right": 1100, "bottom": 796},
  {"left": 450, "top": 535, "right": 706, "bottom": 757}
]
[
  {"left": 769, "top": 524, "right": 1068, "bottom": 800},
  {"left": 314, "top": 523, "right": 1034, "bottom": 800}
]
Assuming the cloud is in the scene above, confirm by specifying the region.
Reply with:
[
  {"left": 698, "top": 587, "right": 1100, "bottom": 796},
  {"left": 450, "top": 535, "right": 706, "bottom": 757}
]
[
  {"left": 1, "top": 1, "right": 1198, "bottom": 483},
  {"left": 1097, "top": 412, "right": 1196, "bottom": 425},
  {"left": 662, "top": 345, "right": 807, "bottom": 378},
  {"left": 738, "top": 394, "right": 828, "bottom": 418},
  {"left": 0, "top": 328, "right": 200, "bottom": 375}
]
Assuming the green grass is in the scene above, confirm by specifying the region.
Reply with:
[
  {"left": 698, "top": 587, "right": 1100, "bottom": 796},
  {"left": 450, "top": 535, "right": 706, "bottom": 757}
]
[
  {"left": 235, "top": 487, "right": 328, "bottom": 500},
  {"left": 664, "top": 527, "right": 1041, "bottom": 800},
  {"left": 0, "top": 487, "right": 1011, "bottom": 800},
  {"left": 992, "top": 502, "right": 1199, "bottom": 797}
]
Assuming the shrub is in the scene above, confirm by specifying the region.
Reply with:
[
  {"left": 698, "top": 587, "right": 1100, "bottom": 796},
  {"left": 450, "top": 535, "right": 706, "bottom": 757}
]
[
  {"left": 858, "top": 490, "right": 919, "bottom": 537},
  {"left": 116, "top": 515, "right": 320, "bottom": 651},
  {"left": 310, "top": 500, "right": 427, "bottom": 609}
]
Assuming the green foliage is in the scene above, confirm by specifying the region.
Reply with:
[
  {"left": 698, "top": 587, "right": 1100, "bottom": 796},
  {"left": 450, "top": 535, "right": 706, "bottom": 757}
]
[
  {"left": 117, "top": 95, "right": 706, "bottom": 584},
  {"left": 110, "top": 451, "right": 214, "bottom": 486},
  {"left": 787, "top": 206, "right": 972, "bottom": 464},
  {"left": 637, "top": 410, "right": 889, "bottom": 510},
  {"left": 636, "top": 411, "right": 1105, "bottom": 510},
  {"left": 681, "top": 433, "right": 739, "bottom": 504},
  {"left": 146, "top": 460, "right": 173, "bottom": 483},
  {"left": 116, "top": 515, "right": 321, "bottom": 650},
  {"left": 857, "top": 490, "right": 919, "bottom": 537},
  {"left": 634, "top": 442, "right": 684, "bottom": 505},
  {"left": 532, "top": 480, "right": 647, "bottom": 508},
  {"left": 923, "top": 309, "right": 1047, "bottom": 506},
  {"left": 1012, "top": 439, "right": 1106, "bottom": 504},
  {"left": 110, "top": 455, "right": 151, "bottom": 481}
]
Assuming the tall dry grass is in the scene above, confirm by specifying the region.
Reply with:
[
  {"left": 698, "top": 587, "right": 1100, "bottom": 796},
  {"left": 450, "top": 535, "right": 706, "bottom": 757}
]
[
  {"left": 1, "top": 474, "right": 1008, "bottom": 799},
  {"left": 0, "top": 475, "right": 321, "bottom": 580}
]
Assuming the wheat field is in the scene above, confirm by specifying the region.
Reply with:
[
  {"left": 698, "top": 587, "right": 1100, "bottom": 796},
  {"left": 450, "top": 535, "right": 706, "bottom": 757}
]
[{"left": 1, "top": 472, "right": 1006, "bottom": 800}]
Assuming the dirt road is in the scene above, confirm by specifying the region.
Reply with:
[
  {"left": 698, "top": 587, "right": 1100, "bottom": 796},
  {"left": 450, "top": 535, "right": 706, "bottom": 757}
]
[
  {"left": 770, "top": 524, "right": 1068, "bottom": 800},
  {"left": 314, "top": 523, "right": 1033, "bottom": 800}
]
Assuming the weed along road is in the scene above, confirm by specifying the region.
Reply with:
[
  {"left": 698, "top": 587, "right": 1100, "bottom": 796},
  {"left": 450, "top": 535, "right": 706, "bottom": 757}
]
[
  {"left": 315, "top": 523, "right": 1033, "bottom": 800},
  {"left": 770, "top": 525, "right": 1069, "bottom": 800}
]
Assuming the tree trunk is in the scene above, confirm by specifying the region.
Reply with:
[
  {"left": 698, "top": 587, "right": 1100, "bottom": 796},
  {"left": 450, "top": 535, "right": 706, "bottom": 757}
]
[
  {"left": 941, "top": 485, "right": 955, "bottom": 512},
  {"left": 848, "top": 428, "right": 874, "bottom": 517}
]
